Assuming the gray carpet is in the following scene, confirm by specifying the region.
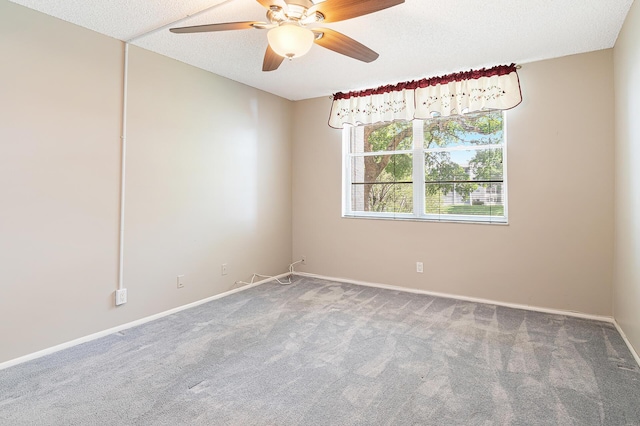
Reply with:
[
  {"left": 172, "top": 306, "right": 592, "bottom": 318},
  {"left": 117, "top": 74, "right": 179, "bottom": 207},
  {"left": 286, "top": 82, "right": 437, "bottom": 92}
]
[{"left": 1, "top": 276, "right": 639, "bottom": 425}]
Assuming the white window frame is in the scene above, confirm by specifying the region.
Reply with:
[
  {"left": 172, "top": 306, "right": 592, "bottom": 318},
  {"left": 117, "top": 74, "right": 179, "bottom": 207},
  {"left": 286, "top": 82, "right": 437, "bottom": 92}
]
[{"left": 342, "top": 113, "right": 508, "bottom": 224}]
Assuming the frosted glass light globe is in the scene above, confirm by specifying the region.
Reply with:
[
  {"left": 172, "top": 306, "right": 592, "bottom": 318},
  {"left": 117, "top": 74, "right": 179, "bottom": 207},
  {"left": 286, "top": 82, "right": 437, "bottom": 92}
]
[{"left": 267, "top": 24, "right": 315, "bottom": 59}]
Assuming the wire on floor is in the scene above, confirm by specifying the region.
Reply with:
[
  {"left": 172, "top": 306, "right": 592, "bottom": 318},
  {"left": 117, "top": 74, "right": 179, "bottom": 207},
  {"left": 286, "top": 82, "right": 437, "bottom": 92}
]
[{"left": 233, "top": 259, "right": 303, "bottom": 288}]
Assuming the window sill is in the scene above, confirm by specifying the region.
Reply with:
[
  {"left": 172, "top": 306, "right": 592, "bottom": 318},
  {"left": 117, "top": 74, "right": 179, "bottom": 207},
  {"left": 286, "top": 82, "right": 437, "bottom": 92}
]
[{"left": 342, "top": 213, "right": 508, "bottom": 225}]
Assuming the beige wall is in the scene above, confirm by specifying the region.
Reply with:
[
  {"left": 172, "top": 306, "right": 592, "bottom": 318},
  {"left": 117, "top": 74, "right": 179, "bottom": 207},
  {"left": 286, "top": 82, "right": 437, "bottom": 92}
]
[
  {"left": 0, "top": 1, "right": 292, "bottom": 363},
  {"left": 613, "top": 0, "right": 640, "bottom": 355},
  {"left": 292, "top": 50, "right": 615, "bottom": 316}
]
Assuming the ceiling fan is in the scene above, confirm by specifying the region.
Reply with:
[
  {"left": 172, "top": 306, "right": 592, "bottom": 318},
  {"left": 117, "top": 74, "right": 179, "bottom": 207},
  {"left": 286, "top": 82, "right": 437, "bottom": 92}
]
[{"left": 170, "top": 0, "right": 405, "bottom": 71}]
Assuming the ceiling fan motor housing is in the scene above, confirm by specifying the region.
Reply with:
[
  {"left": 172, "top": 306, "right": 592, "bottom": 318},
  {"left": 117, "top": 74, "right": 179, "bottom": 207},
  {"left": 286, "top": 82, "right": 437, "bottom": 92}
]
[{"left": 267, "top": 4, "right": 324, "bottom": 25}]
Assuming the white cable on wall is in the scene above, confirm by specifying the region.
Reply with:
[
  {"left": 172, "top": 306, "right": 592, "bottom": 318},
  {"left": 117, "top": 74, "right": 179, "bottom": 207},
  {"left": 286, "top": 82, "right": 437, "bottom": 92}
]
[{"left": 117, "top": 42, "right": 129, "bottom": 292}]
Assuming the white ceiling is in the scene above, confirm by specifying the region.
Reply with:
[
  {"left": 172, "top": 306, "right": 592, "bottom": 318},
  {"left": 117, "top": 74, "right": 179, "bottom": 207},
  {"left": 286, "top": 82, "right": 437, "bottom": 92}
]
[{"left": 8, "top": 0, "right": 634, "bottom": 100}]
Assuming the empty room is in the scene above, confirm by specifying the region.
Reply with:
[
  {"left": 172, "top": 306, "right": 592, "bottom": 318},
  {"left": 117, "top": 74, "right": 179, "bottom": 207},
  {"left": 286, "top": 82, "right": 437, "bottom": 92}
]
[{"left": 1, "top": 0, "right": 639, "bottom": 424}]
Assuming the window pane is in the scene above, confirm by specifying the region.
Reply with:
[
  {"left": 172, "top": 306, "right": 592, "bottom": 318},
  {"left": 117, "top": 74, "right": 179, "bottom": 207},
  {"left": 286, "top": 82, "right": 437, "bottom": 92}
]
[
  {"left": 363, "top": 183, "right": 413, "bottom": 213},
  {"left": 425, "top": 147, "right": 504, "bottom": 218},
  {"left": 466, "top": 148, "right": 504, "bottom": 181},
  {"left": 351, "top": 121, "right": 413, "bottom": 153},
  {"left": 424, "top": 151, "right": 471, "bottom": 183},
  {"left": 351, "top": 153, "right": 413, "bottom": 213},
  {"left": 423, "top": 111, "right": 503, "bottom": 149},
  {"left": 425, "top": 148, "right": 503, "bottom": 183},
  {"left": 426, "top": 183, "right": 504, "bottom": 217}
]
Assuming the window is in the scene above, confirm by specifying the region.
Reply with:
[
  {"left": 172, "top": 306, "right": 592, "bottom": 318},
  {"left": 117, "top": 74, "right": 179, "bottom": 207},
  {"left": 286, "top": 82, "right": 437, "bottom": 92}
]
[{"left": 343, "top": 111, "right": 507, "bottom": 223}]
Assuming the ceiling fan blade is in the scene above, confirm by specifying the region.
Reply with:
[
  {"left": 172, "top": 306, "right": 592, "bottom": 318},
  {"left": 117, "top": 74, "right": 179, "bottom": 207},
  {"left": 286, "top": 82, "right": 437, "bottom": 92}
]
[
  {"left": 313, "top": 28, "right": 379, "bottom": 62},
  {"left": 170, "top": 21, "right": 260, "bottom": 34},
  {"left": 263, "top": 45, "right": 285, "bottom": 71},
  {"left": 314, "top": 0, "right": 404, "bottom": 23}
]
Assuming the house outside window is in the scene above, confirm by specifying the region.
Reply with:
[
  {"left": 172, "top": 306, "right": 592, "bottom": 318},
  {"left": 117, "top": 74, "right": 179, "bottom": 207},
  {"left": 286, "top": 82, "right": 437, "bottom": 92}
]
[{"left": 343, "top": 111, "right": 507, "bottom": 223}]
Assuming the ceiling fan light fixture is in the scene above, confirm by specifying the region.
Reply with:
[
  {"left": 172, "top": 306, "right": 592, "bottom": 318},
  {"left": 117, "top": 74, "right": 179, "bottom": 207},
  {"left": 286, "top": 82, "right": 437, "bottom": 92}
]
[{"left": 267, "top": 24, "right": 315, "bottom": 59}]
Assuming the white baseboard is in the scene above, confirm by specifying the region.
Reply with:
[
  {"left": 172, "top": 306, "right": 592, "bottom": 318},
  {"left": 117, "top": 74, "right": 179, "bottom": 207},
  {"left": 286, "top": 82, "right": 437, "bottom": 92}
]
[
  {"left": 613, "top": 320, "right": 640, "bottom": 368},
  {"left": 294, "top": 272, "right": 614, "bottom": 323},
  {"left": 294, "top": 272, "right": 640, "bottom": 367},
  {"left": 0, "top": 273, "right": 290, "bottom": 371},
  {"left": 5, "top": 271, "right": 638, "bottom": 372}
]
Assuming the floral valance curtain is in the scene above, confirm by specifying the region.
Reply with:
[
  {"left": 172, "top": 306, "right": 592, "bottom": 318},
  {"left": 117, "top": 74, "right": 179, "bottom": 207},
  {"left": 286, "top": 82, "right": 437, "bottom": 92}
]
[{"left": 328, "top": 64, "right": 522, "bottom": 129}]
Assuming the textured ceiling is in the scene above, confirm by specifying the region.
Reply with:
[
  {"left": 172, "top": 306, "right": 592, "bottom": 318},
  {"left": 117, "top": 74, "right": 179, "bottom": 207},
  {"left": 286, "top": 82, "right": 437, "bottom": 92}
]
[{"left": 8, "top": 0, "right": 635, "bottom": 100}]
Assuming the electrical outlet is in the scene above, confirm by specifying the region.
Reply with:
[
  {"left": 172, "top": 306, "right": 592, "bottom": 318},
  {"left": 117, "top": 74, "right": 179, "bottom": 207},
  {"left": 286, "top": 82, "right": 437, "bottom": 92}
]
[
  {"left": 301, "top": 256, "right": 306, "bottom": 265},
  {"left": 416, "top": 262, "right": 424, "bottom": 273},
  {"left": 115, "top": 288, "right": 127, "bottom": 306},
  {"left": 177, "top": 275, "right": 185, "bottom": 289},
  {"left": 221, "top": 263, "right": 228, "bottom": 276}
]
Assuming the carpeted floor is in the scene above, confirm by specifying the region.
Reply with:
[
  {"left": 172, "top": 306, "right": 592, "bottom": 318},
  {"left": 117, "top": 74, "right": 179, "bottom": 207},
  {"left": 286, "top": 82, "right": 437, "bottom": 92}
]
[{"left": 1, "top": 276, "right": 639, "bottom": 425}]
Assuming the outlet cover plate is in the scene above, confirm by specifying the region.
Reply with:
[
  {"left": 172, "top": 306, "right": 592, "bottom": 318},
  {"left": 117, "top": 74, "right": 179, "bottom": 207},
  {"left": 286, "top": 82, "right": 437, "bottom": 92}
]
[{"left": 115, "top": 288, "right": 127, "bottom": 306}]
